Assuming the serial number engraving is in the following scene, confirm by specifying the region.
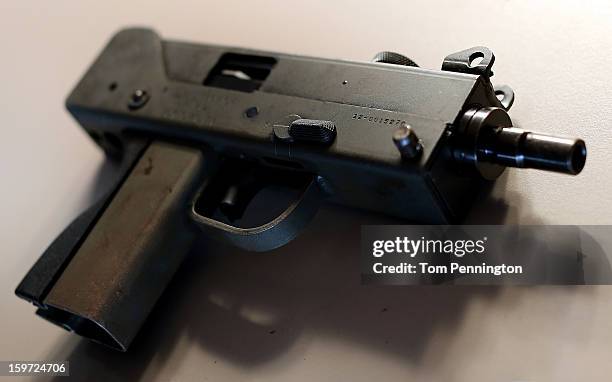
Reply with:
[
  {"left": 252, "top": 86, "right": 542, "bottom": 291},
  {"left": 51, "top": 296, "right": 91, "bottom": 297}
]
[{"left": 351, "top": 113, "right": 406, "bottom": 126}]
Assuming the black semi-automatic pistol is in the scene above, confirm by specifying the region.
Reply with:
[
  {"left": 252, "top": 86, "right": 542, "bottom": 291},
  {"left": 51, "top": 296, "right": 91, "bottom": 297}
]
[{"left": 16, "top": 28, "right": 586, "bottom": 351}]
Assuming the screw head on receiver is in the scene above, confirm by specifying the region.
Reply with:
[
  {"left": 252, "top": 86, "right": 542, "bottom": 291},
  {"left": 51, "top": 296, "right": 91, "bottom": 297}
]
[{"left": 128, "top": 89, "right": 150, "bottom": 110}]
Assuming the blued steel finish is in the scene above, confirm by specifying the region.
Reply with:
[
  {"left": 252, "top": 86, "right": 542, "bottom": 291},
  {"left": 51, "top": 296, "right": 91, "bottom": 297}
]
[
  {"left": 454, "top": 107, "right": 586, "bottom": 179},
  {"left": 441, "top": 46, "right": 495, "bottom": 77}
]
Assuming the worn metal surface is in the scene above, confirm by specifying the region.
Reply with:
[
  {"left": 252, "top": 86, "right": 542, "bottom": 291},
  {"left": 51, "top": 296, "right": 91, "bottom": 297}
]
[
  {"left": 39, "top": 142, "right": 205, "bottom": 351},
  {"left": 66, "top": 28, "right": 507, "bottom": 224},
  {"left": 191, "top": 173, "right": 322, "bottom": 252},
  {"left": 2, "top": 2, "right": 611, "bottom": 381},
  {"left": 15, "top": 140, "right": 148, "bottom": 306},
  {"left": 64, "top": 29, "right": 583, "bottom": 230},
  {"left": 15, "top": 26, "right": 586, "bottom": 352}
]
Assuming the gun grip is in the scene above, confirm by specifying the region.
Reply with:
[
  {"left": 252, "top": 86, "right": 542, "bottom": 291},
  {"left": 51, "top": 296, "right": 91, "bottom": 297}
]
[{"left": 16, "top": 141, "right": 207, "bottom": 351}]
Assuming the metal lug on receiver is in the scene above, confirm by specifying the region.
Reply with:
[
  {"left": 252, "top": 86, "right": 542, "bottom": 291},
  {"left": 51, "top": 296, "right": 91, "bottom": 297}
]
[{"left": 393, "top": 123, "right": 422, "bottom": 160}]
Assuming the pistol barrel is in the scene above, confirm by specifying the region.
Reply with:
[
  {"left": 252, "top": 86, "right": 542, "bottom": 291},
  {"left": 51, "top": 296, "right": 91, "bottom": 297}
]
[
  {"left": 456, "top": 107, "right": 587, "bottom": 178},
  {"left": 479, "top": 127, "right": 587, "bottom": 175}
]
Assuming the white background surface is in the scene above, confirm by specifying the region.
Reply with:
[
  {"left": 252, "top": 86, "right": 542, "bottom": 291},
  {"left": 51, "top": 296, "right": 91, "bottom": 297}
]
[{"left": 1, "top": 1, "right": 612, "bottom": 381}]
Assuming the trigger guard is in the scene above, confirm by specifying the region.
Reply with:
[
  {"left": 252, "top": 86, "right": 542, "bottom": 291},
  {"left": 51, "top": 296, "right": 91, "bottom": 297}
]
[{"left": 189, "top": 176, "right": 322, "bottom": 252}]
